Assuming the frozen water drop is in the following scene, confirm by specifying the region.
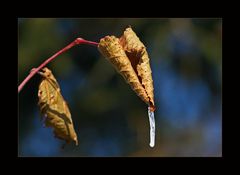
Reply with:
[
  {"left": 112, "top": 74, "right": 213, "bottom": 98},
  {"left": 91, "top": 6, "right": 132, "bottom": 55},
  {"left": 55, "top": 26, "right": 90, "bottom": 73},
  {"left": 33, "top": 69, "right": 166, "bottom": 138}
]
[{"left": 148, "top": 107, "right": 155, "bottom": 148}]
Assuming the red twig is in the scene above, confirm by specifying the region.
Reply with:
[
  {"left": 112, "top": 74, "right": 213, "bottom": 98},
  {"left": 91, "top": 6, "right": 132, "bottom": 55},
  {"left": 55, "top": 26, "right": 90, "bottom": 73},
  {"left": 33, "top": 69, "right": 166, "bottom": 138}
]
[{"left": 18, "top": 38, "right": 98, "bottom": 93}]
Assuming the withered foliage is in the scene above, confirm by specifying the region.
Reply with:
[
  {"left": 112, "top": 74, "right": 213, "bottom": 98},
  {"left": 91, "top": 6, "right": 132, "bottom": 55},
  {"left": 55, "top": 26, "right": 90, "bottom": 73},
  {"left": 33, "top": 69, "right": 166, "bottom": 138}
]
[
  {"left": 38, "top": 67, "right": 78, "bottom": 145},
  {"left": 98, "top": 27, "right": 155, "bottom": 110}
]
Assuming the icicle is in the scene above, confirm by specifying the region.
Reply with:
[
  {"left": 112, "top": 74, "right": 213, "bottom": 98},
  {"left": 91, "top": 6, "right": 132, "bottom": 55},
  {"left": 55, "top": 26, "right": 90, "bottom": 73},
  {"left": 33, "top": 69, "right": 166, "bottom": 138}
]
[{"left": 148, "top": 106, "right": 155, "bottom": 147}]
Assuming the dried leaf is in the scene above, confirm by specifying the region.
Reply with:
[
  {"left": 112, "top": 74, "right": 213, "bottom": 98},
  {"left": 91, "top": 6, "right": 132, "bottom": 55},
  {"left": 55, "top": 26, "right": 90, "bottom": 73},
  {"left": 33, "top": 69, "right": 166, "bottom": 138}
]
[
  {"left": 120, "top": 27, "right": 155, "bottom": 108},
  {"left": 98, "top": 27, "right": 155, "bottom": 110},
  {"left": 38, "top": 67, "right": 78, "bottom": 145}
]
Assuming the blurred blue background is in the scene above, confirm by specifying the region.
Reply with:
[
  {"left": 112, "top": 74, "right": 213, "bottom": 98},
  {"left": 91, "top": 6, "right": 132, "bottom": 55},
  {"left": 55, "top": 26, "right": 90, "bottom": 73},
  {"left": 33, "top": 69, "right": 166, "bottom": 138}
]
[{"left": 18, "top": 18, "right": 222, "bottom": 157}]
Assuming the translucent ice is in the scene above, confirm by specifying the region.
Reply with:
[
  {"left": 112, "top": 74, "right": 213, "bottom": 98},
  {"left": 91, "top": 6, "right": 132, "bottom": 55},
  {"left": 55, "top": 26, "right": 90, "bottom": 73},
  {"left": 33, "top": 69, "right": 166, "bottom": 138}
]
[{"left": 148, "top": 107, "right": 155, "bottom": 147}]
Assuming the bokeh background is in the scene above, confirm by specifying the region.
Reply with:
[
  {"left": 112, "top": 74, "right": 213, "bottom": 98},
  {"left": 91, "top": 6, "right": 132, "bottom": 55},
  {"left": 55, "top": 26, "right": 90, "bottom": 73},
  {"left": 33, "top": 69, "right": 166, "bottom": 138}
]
[{"left": 18, "top": 18, "right": 222, "bottom": 157}]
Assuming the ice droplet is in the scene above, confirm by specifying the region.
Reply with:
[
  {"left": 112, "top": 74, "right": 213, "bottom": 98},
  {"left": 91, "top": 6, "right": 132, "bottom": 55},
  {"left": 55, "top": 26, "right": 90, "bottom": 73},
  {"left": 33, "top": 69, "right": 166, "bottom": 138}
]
[{"left": 148, "top": 107, "right": 155, "bottom": 147}]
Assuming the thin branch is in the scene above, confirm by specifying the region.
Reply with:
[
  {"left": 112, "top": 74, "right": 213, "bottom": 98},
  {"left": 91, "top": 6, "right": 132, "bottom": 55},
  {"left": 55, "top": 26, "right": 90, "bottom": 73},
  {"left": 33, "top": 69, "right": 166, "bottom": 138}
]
[{"left": 18, "top": 38, "right": 99, "bottom": 93}]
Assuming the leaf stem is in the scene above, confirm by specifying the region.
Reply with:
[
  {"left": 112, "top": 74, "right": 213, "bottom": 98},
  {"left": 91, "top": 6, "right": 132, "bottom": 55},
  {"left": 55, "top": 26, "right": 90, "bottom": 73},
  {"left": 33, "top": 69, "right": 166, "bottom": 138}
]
[{"left": 18, "top": 38, "right": 98, "bottom": 93}]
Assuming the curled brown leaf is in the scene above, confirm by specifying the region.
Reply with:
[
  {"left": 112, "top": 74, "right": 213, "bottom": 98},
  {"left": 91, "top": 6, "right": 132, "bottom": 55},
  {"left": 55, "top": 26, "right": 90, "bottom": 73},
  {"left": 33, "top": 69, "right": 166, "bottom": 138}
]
[
  {"left": 98, "top": 27, "right": 155, "bottom": 110},
  {"left": 38, "top": 67, "right": 78, "bottom": 145}
]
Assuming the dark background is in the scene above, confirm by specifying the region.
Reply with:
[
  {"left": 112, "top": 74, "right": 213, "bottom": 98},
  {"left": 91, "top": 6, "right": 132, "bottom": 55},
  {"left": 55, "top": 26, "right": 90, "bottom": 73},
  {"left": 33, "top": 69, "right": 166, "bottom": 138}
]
[{"left": 18, "top": 18, "right": 222, "bottom": 157}]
